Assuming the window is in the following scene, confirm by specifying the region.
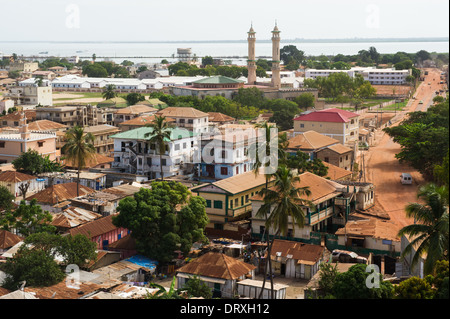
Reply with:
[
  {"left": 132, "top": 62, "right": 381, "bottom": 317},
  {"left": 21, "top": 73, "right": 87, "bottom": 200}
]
[
  {"left": 188, "top": 119, "right": 193, "bottom": 124},
  {"left": 324, "top": 157, "right": 329, "bottom": 163},
  {"left": 179, "top": 119, "right": 185, "bottom": 124},
  {"left": 220, "top": 167, "right": 228, "bottom": 175},
  {"left": 287, "top": 229, "right": 293, "bottom": 238},
  {"left": 147, "top": 158, "right": 152, "bottom": 166},
  {"left": 2, "top": 121, "right": 6, "bottom": 126},
  {"left": 213, "top": 200, "right": 223, "bottom": 209},
  {"left": 260, "top": 226, "right": 265, "bottom": 234},
  {"left": 161, "top": 159, "right": 167, "bottom": 166},
  {"left": 345, "top": 155, "right": 348, "bottom": 160},
  {"left": 183, "top": 142, "right": 186, "bottom": 149},
  {"left": 300, "top": 124, "right": 304, "bottom": 128},
  {"left": 0, "top": 142, "right": 5, "bottom": 148},
  {"left": 214, "top": 223, "right": 223, "bottom": 230},
  {"left": 14, "top": 121, "right": 19, "bottom": 126},
  {"left": 37, "top": 141, "right": 44, "bottom": 147},
  {"left": 221, "top": 150, "right": 226, "bottom": 159},
  {"left": 175, "top": 144, "right": 180, "bottom": 151},
  {"left": 205, "top": 200, "right": 212, "bottom": 208}
]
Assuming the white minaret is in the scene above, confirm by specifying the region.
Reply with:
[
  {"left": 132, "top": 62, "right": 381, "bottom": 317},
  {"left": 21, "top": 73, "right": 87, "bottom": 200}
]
[
  {"left": 271, "top": 22, "right": 281, "bottom": 89},
  {"left": 247, "top": 24, "right": 257, "bottom": 85}
]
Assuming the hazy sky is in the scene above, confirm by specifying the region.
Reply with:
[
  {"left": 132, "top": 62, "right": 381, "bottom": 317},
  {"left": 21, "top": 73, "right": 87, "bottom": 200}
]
[{"left": 1, "top": 0, "right": 449, "bottom": 42}]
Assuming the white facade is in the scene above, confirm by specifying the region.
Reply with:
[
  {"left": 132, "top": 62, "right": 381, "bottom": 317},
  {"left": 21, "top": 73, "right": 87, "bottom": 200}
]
[{"left": 305, "top": 67, "right": 411, "bottom": 85}]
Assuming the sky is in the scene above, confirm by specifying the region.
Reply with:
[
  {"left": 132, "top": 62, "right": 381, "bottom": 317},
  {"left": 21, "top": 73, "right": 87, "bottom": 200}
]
[{"left": 0, "top": 0, "right": 449, "bottom": 42}]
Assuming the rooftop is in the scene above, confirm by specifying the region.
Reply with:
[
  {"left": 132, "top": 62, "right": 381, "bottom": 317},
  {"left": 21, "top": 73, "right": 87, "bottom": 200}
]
[
  {"left": 111, "top": 126, "right": 195, "bottom": 141},
  {"left": 293, "top": 108, "right": 360, "bottom": 123},
  {"left": 270, "top": 239, "right": 325, "bottom": 264},
  {"left": 26, "top": 182, "right": 96, "bottom": 205},
  {"left": 27, "top": 119, "right": 67, "bottom": 131},
  {"left": 156, "top": 106, "right": 208, "bottom": 119},
  {"left": 193, "top": 75, "right": 244, "bottom": 85},
  {"left": 335, "top": 217, "right": 400, "bottom": 242},
  {"left": 114, "top": 105, "right": 158, "bottom": 115},
  {"left": 69, "top": 214, "right": 119, "bottom": 238},
  {"left": 119, "top": 114, "right": 175, "bottom": 127},
  {"left": 63, "top": 153, "right": 114, "bottom": 169},
  {"left": 0, "top": 170, "right": 37, "bottom": 183},
  {"left": 51, "top": 206, "right": 102, "bottom": 229},
  {"left": 176, "top": 252, "right": 256, "bottom": 280},
  {"left": 0, "top": 229, "right": 24, "bottom": 250},
  {"left": 83, "top": 124, "right": 120, "bottom": 135},
  {"left": 326, "top": 143, "right": 353, "bottom": 154},
  {"left": 287, "top": 131, "right": 339, "bottom": 151}
]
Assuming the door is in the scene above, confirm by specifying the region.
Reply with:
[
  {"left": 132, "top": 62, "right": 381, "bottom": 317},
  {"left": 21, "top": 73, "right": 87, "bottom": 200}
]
[{"left": 213, "top": 283, "right": 222, "bottom": 298}]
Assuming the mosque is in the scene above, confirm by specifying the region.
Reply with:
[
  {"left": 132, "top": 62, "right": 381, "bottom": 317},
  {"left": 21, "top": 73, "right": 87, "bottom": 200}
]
[{"left": 171, "top": 24, "right": 319, "bottom": 103}]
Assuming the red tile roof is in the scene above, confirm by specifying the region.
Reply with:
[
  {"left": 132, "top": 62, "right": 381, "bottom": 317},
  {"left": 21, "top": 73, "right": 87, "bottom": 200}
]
[
  {"left": 293, "top": 108, "right": 359, "bottom": 123},
  {"left": 26, "top": 182, "right": 95, "bottom": 205}
]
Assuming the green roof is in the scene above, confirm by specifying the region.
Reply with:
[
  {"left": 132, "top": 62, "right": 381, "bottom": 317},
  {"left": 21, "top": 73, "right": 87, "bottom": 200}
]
[
  {"left": 193, "top": 76, "right": 244, "bottom": 84},
  {"left": 110, "top": 127, "right": 196, "bottom": 141}
]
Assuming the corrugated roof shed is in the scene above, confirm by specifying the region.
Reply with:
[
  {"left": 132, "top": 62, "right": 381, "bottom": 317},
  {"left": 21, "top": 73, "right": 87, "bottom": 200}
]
[
  {"left": 69, "top": 214, "right": 119, "bottom": 239},
  {"left": 51, "top": 206, "right": 102, "bottom": 229},
  {"left": 0, "top": 170, "right": 37, "bottom": 183},
  {"left": 26, "top": 182, "right": 95, "bottom": 205},
  {"left": 176, "top": 252, "right": 256, "bottom": 280},
  {"left": 270, "top": 239, "right": 325, "bottom": 264},
  {"left": 0, "top": 230, "right": 24, "bottom": 250}
]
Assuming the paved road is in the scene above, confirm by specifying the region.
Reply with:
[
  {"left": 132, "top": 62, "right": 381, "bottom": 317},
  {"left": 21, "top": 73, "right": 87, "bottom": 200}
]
[{"left": 361, "top": 68, "right": 447, "bottom": 230}]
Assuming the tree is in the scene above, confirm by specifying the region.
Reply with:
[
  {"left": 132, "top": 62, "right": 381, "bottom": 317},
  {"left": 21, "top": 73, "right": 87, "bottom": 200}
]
[
  {"left": 280, "top": 45, "right": 305, "bottom": 66},
  {"left": 147, "top": 276, "right": 185, "bottom": 299},
  {"left": 144, "top": 115, "right": 173, "bottom": 180},
  {"left": 0, "top": 199, "right": 55, "bottom": 237},
  {"left": 102, "top": 84, "right": 118, "bottom": 105},
  {"left": 433, "top": 95, "right": 444, "bottom": 104},
  {"left": 287, "top": 151, "right": 328, "bottom": 177},
  {"left": 182, "top": 275, "right": 213, "bottom": 299},
  {"left": 12, "top": 149, "right": 63, "bottom": 175},
  {"left": 34, "top": 75, "right": 44, "bottom": 87},
  {"left": 112, "top": 182, "right": 208, "bottom": 264},
  {"left": 82, "top": 63, "right": 108, "bottom": 77},
  {"left": 202, "top": 56, "right": 214, "bottom": 67},
  {"left": 92, "top": 53, "right": 97, "bottom": 62},
  {"left": 434, "top": 149, "right": 449, "bottom": 189},
  {"left": 294, "top": 93, "right": 315, "bottom": 109},
  {"left": 332, "top": 264, "right": 394, "bottom": 299},
  {"left": 125, "top": 92, "right": 146, "bottom": 106},
  {"left": 1, "top": 246, "right": 65, "bottom": 290},
  {"left": 394, "top": 276, "right": 435, "bottom": 299},
  {"left": 0, "top": 185, "right": 15, "bottom": 212},
  {"left": 318, "top": 262, "right": 339, "bottom": 296},
  {"left": 61, "top": 126, "right": 96, "bottom": 197},
  {"left": 121, "top": 60, "right": 134, "bottom": 67},
  {"left": 256, "top": 166, "right": 312, "bottom": 298},
  {"left": 398, "top": 183, "right": 449, "bottom": 275},
  {"left": 232, "top": 87, "right": 266, "bottom": 107}
]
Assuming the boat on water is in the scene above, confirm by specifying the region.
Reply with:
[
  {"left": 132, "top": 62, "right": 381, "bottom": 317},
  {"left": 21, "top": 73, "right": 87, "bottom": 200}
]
[{"left": 39, "top": 51, "right": 48, "bottom": 54}]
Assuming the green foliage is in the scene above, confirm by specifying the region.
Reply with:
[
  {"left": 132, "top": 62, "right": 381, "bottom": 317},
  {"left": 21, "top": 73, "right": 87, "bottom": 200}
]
[
  {"left": 280, "top": 45, "right": 305, "bottom": 66},
  {"left": 182, "top": 275, "right": 213, "bottom": 299},
  {"left": 12, "top": 149, "right": 63, "bottom": 175},
  {"left": 0, "top": 199, "right": 56, "bottom": 237},
  {"left": 40, "top": 58, "right": 73, "bottom": 70},
  {"left": 383, "top": 99, "right": 449, "bottom": 179},
  {"left": 394, "top": 276, "right": 435, "bottom": 299},
  {"left": 318, "top": 262, "right": 339, "bottom": 295},
  {"left": 294, "top": 93, "right": 315, "bottom": 109},
  {"left": 102, "top": 84, "right": 117, "bottom": 101},
  {"left": 434, "top": 149, "right": 449, "bottom": 188},
  {"left": 147, "top": 276, "right": 185, "bottom": 299},
  {"left": 202, "top": 56, "right": 214, "bottom": 66},
  {"left": 125, "top": 92, "right": 146, "bottom": 106},
  {"left": 332, "top": 264, "right": 394, "bottom": 299},
  {"left": 1, "top": 246, "right": 65, "bottom": 290},
  {"left": 112, "top": 181, "right": 208, "bottom": 264},
  {"left": 82, "top": 63, "right": 108, "bottom": 77},
  {"left": 0, "top": 185, "right": 15, "bottom": 212},
  {"left": 287, "top": 151, "right": 328, "bottom": 177}
]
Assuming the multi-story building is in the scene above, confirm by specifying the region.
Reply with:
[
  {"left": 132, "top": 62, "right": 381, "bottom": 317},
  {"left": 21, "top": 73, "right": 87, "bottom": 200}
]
[
  {"left": 0, "top": 113, "right": 57, "bottom": 164},
  {"left": 83, "top": 125, "right": 120, "bottom": 156},
  {"left": 3, "top": 85, "right": 53, "bottom": 107},
  {"left": 35, "top": 104, "right": 100, "bottom": 127},
  {"left": 305, "top": 67, "right": 411, "bottom": 85},
  {"left": 156, "top": 107, "right": 209, "bottom": 134},
  {"left": 8, "top": 61, "right": 39, "bottom": 73},
  {"left": 113, "top": 105, "right": 158, "bottom": 127},
  {"left": 111, "top": 127, "right": 198, "bottom": 179},
  {"left": 118, "top": 114, "right": 175, "bottom": 132},
  {"left": 293, "top": 108, "right": 360, "bottom": 146}
]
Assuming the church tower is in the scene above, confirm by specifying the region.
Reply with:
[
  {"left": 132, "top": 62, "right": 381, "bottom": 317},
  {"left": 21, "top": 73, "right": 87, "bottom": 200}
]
[
  {"left": 270, "top": 23, "right": 281, "bottom": 89},
  {"left": 247, "top": 24, "right": 257, "bottom": 85}
]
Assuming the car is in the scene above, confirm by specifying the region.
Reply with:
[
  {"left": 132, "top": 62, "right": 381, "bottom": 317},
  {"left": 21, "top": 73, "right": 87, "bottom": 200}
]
[
  {"left": 428, "top": 82, "right": 431, "bottom": 85},
  {"left": 331, "top": 250, "right": 368, "bottom": 264},
  {"left": 419, "top": 100, "right": 424, "bottom": 104},
  {"left": 401, "top": 173, "right": 413, "bottom": 185}
]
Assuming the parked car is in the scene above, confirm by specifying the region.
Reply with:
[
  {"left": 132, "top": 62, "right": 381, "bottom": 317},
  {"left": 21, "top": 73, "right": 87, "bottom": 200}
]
[
  {"left": 331, "top": 250, "right": 368, "bottom": 264},
  {"left": 401, "top": 173, "right": 413, "bottom": 185},
  {"left": 419, "top": 100, "right": 424, "bottom": 104}
]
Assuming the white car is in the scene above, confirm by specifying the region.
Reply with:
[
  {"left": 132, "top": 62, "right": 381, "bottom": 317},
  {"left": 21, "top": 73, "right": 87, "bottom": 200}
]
[{"left": 331, "top": 250, "right": 367, "bottom": 264}]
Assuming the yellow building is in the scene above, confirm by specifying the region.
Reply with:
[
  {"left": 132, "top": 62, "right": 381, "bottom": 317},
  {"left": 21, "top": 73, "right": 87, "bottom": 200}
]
[
  {"left": 293, "top": 108, "right": 360, "bottom": 146},
  {"left": 190, "top": 170, "right": 274, "bottom": 229}
]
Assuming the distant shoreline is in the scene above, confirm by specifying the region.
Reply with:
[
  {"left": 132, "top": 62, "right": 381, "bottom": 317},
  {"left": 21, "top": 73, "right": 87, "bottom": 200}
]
[{"left": 0, "top": 37, "right": 448, "bottom": 44}]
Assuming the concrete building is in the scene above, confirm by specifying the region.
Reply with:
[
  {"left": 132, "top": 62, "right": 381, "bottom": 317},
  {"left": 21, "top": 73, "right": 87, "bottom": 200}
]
[
  {"left": 8, "top": 61, "right": 39, "bottom": 73},
  {"left": 83, "top": 125, "right": 120, "bottom": 156},
  {"left": 113, "top": 105, "right": 158, "bottom": 127},
  {"left": 293, "top": 108, "right": 360, "bottom": 146},
  {"left": 0, "top": 113, "right": 57, "bottom": 164},
  {"left": 111, "top": 127, "right": 198, "bottom": 178},
  {"left": 3, "top": 85, "right": 53, "bottom": 107},
  {"left": 0, "top": 170, "right": 46, "bottom": 198},
  {"left": 156, "top": 107, "right": 209, "bottom": 134},
  {"left": 35, "top": 104, "right": 100, "bottom": 127}
]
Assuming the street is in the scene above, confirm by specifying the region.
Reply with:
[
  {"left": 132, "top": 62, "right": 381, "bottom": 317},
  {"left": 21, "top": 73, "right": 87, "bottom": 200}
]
[{"left": 362, "top": 68, "right": 447, "bottom": 230}]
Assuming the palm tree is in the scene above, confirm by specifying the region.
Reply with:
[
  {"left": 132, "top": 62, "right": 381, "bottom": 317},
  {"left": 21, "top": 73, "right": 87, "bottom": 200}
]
[
  {"left": 249, "top": 121, "right": 278, "bottom": 299},
  {"left": 398, "top": 183, "right": 449, "bottom": 275},
  {"left": 144, "top": 115, "right": 173, "bottom": 181},
  {"left": 61, "top": 126, "right": 96, "bottom": 197},
  {"left": 256, "top": 165, "right": 312, "bottom": 298},
  {"left": 102, "top": 84, "right": 117, "bottom": 106},
  {"left": 34, "top": 76, "right": 44, "bottom": 87},
  {"left": 92, "top": 53, "right": 97, "bottom": 63}
]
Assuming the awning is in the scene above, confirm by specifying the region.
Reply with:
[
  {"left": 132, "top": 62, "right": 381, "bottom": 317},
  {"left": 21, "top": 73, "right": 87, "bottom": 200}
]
[{"left": 177, "top": 273, "right": 227, "bottom": 284}]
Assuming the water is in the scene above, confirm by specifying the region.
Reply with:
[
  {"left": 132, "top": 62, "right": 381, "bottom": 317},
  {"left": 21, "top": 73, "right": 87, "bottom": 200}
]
[{"left": 1, "top": 41, "right": 448, "bottom": 66}]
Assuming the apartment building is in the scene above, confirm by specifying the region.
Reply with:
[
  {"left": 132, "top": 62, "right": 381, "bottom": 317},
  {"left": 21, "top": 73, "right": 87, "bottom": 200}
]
[
  {"left": 293, "top": 108, "right": 360, "bottom": 146},
  {"left": 113, "top": 105, "right": 158, "bottom": 127},
  {"left": 3, "top": 85, "right": 53, "bottom": 107},
  {"left": 35, "top": 104, "right": 100, "bottom": 127},
  {"left": 156, "top": 107, "right": 209, "bottom": 134},
  {"left": 83, "top": 124, "right": 120, "bottom": 155},
  {"left": 111, "top": 127, "right": 198, "bottom": 179}
]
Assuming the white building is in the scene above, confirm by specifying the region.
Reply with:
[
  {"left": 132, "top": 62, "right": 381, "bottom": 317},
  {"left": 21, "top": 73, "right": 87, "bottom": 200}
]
[
  {"left": 305, "top": 67, "right": 411, "bottom": 85},
  {"left": 4, "top": 85, "right": 53, "bottom": 107},
  {"left": 111, "top": 127, "right": 198, "bottom": 178},
  {"left": 155, "top": 107, "right": 210, "bottom": 134}
]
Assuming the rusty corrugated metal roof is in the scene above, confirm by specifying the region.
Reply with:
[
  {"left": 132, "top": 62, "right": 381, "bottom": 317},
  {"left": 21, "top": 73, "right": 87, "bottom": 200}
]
[
  {"left": 0, "top": 170, "right": 37, "bottom": 183},
  {"left": 26, "top": 182, "right": 95, "bottom": 205},
  {"left": 68, "top": 214, "right": 119, "bottom": 239},
  {"left": 51, "top": 206, "right": 102, "bottom": 228},
  {"left": 176, "top": 252, "right": 256, "bottom": 280},
  {"left": 270, "top": 239, "right": 325, "bottom": 263},
  {"left": 0, "top": 230, "right": 24, "bottom": 250}
]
